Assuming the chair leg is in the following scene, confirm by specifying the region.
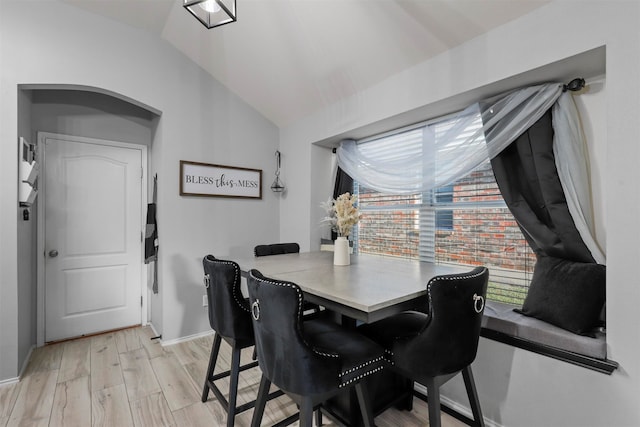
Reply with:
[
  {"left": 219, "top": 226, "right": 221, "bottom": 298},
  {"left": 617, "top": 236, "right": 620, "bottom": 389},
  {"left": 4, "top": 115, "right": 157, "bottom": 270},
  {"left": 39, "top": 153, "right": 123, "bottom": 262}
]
[
  {"left": 251, "top": 375, "right": 271, "bottom": 427},
  {"left": 315, "top": 407, "right": 322, "bottom": 426},
  {"left": 299, "top": 397, "right": 315, "bottom": 427},
  {"left": 425, "top": 377, "right": 441, "bottom": 427},
  {"left": 201, "top": 333, "right": 222, "bottom": 402},
  {"left": 462, "top": 366, "right": 485, "bottom": 427},
  {"left": 226, "top": 346, "right": 242, "bottom": 427},
  {"left": 397, "top": 379, "right": 414, "bottom": 411},
  {"left": 354, "top": 382, "right": 376, "bottom": 427}
]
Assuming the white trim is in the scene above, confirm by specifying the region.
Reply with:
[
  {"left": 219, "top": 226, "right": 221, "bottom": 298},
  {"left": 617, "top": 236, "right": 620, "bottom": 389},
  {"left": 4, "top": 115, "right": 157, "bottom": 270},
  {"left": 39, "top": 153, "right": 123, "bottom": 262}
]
[
  {"left": 18, "top": 84, "right": 162, "bottom": 117},
  {"left": 36, "top": 132, "right": 148, "bottom": 345},
  {"left": 0, "top": 377, "right": 20, "bottom": 387},
  {"left": 160, "top": 329, "right": 214, "bottom": 347},
  {"left": 140, "top": 147, "right": 149, "bottom": 327},
  {"left": 36, "top": 133, "right": 44, "bottom": 346},
  {"left": 148, "top": 322, "right": 161, "bottom": 339},
  {"left": 0, "top": 345, "right": 35, "bottom": 386},
  {"left": 37, "top": 134, "right": 46, "bottom": 346},
  {"left": 17, "top": 345, "right": 35, "bottom": 380}
]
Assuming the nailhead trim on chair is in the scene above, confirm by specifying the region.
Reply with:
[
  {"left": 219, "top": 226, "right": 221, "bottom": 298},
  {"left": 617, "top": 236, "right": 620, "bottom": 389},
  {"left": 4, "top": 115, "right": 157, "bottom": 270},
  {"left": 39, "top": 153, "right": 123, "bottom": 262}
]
[
  {"left": 339, "top": 365, "right": 385, "bottom": 388},
  {"left": 209, "top": 259, "right": 250, "bottom": 313},
  {"left": 339, "top": 356, "right": 386, "bottom": 387},
  {"left": 251, "top": 274, "right": 339, "bottom": 359},
  {"left": 419, "top": 267, "right": 488, "bottom": 335},
  {"left": 230, "top": 263, "right": 250, "bottom": 313},
  {"left": 341, "top": 356, "right": 385, "bottom": 376},
  {"left": 383, "top": 348, "right": 395, "bottom": 362},
  {"left": 380, "top": 268, "right": 489, "bottom": 353},
  {"left": 427, "top": 267, "right": 488, "bottom": 287}
]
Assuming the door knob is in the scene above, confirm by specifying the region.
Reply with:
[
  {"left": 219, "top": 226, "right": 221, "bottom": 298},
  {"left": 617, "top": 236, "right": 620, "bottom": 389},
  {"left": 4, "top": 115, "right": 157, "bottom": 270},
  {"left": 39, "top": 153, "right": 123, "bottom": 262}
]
[{"left": 49, "top": 250, "right": 59, "bottom": 258}]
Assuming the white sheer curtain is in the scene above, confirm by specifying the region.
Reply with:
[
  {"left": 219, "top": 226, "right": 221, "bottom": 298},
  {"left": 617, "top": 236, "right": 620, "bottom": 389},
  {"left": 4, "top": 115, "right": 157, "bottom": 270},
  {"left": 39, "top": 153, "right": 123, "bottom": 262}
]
[
  {"left": 337, "top": 82, "right": 605, "bottom": 261},
  {"left": 337, "top": 83, "right": 562, "bottom": 193},
  {"left": 553, "top": 94, "right": 606, "bottom": 263}
]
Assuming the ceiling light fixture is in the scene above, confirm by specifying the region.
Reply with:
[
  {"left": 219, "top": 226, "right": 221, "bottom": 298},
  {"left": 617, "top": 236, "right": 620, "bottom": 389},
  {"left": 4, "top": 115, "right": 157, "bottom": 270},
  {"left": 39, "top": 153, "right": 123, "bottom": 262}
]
[
  {"left": 184, "top": 0, "right": 237, "bottom": 29},
  {"left": 199, "top": 0, "right": 221, "bottom": 13}
]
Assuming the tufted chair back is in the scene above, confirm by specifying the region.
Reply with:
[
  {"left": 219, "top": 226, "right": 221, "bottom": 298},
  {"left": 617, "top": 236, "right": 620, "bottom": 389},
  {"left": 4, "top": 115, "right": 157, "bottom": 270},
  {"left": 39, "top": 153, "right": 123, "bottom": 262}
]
[
  {"left": 254, "top": 243, "right": 300, "bottom": 257},
  {"left": 394, "top": 266, "right": 489, "bottom": 381},
  {"left": 202, "top": 255, "right": 253, "bottom": 346},
  {"left": 246, "top": 269, "right": 340, "bottom": 396}
]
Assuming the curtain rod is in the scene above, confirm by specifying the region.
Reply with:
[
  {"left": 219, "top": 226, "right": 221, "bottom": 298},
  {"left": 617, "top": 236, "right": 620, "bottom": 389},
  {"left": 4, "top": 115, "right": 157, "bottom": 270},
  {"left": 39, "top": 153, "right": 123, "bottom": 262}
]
[
  {"left": 332, "top": 79, "right": 586, "bottom": 152},
  {"left": 563, "top": 77, "right": 585, "bottom": 92}
]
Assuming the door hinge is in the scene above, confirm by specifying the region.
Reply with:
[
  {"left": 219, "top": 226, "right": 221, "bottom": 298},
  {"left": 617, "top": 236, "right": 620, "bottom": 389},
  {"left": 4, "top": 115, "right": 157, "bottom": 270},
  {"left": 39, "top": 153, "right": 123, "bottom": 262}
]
[
  {"left": 141, "top": 167, "right": 144, "bottom": 179},
  {"left": 141, "top": 231, "right": 143, "bottom": 242},
  {"left": 141, "top": 296, "right": 143, "bottom": 307}
]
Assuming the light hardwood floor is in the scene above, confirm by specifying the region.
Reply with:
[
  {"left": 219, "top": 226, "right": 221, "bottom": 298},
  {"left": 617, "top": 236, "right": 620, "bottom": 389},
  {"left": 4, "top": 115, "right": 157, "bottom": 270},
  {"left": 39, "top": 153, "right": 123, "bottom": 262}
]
[{"left": 0, "top": 326, "right": 466, "bottom": 426}]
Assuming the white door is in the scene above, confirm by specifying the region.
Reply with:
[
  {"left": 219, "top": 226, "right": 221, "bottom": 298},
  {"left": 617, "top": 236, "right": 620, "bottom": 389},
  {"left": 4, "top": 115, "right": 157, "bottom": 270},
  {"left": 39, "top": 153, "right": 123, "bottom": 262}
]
[{"left": 44, "top": 134, "right": 143, "bottom": 342}]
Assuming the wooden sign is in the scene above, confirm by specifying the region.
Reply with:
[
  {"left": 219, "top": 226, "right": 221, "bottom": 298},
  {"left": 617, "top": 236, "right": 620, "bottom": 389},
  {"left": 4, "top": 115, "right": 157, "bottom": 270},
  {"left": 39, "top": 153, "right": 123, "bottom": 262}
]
[{"left": 180, "top": 160, "right": 262, "bottom": 199}]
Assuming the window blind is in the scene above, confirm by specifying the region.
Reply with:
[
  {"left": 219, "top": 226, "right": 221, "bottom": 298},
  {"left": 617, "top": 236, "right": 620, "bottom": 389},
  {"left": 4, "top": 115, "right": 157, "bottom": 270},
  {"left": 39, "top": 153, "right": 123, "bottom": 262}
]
[{"left": 354, "top": 115, "right": 536, "bottom": 306}]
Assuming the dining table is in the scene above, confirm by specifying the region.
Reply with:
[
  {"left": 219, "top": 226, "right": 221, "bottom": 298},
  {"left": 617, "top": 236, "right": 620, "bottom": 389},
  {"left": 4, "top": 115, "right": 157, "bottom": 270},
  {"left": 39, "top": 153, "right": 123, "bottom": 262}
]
[
  {"left": 233, "top": 250, "right": 468, "bottom": 425},
  {"left": 235, "top": 250, "right": 467, "bottom": 324}
]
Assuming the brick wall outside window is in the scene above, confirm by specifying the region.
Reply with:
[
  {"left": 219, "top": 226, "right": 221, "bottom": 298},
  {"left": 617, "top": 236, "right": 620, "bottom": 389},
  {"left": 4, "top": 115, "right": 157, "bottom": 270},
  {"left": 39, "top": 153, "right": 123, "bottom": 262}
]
[{"left": 355, "top": 166, "right": 536, "bottom": 306}]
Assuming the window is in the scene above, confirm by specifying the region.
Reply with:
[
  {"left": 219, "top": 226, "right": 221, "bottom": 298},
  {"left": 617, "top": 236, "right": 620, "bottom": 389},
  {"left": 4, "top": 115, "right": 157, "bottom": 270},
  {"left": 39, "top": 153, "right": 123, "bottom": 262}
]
[
  {"left": 435, "top": 185, "right": 453, "bottom": 231},
  {"left": 353, "top": 114, "right": 536, "bottom": 306}
]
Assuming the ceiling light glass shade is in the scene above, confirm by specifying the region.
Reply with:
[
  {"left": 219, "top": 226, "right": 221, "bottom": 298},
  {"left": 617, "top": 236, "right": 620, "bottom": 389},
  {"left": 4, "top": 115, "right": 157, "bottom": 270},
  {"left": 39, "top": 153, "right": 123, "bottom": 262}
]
[
  {"left": 184, "top": 0, "right": 237, "bottom": 29},
  {"left": 199, "top": 0, "right": 221, "bottom": 13}
]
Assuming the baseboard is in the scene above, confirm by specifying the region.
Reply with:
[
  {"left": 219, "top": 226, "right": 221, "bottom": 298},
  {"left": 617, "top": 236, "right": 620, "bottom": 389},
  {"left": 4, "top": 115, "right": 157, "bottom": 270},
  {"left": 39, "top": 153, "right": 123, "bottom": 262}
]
[
  {"left": 147, "top": 322, "right": 161, "bottom": 339},
  {"left": 0, "top": 376, "right": 20, "bottom": 387},
  {"left": 1, "top": 344, "right": 40, "bottom": 385},
  {"left": 413, "top": 383, "right": 503, "bottom": 427},
  {"left": 17, "top": 345, "right": 35, "bottom": 380},
  {"left": 159, "top": 329, "right": 214, "bottom": 347}
]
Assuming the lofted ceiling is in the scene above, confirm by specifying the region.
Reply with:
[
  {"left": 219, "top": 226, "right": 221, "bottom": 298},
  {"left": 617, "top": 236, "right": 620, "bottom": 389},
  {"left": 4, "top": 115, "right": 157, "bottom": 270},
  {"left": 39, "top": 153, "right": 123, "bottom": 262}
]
[{"left": 62, "top": 0, "right": 551, "bottom": 127}]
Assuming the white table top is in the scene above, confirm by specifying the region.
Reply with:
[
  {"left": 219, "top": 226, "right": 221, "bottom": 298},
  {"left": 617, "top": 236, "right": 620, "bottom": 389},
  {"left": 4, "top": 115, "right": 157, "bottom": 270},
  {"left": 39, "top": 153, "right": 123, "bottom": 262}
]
[{"left": 235, "top": 251, "right": 467, "bottom": 323}]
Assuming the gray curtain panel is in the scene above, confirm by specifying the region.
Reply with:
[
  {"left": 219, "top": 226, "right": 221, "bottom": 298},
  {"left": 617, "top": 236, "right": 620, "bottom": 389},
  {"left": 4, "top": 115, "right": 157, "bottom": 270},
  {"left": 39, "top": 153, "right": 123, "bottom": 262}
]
[
  {"left": 331, "top": 166, "right": 354, "bottom": 241},
  {"left": 488, "top": 108, "right": 595, "bottom": 263}
]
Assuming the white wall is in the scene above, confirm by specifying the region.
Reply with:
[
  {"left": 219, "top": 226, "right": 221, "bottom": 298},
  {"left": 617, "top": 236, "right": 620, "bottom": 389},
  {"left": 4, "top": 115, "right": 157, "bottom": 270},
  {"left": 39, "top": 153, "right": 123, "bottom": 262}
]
[
  {"left": 281, "top": 1, "right": 640, "bottom": 426},
  {"left": 0, "top": 0, "right": 281, "bottom": 379},
  {"left": 30, "top": 90, "right": 157, "bottom": 147}
]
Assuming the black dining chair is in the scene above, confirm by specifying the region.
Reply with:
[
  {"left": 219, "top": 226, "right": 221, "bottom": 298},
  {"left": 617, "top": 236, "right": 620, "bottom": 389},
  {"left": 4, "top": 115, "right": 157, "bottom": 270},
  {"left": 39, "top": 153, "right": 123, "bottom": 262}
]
[
  {"left": 358, "top": 266, "right": 489, "bottom": 427},
  {"left": 253, "top": 242, "right": 300, "bottom": 257},
  {"left": 254, "top": 242, "right": 322, "bottom": 317},
  {"left": 247, "top": 269, "right": 386, "bottom": 427},
  {"left": 201, "top": 255, "right": 282, "bottom": 427}
]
